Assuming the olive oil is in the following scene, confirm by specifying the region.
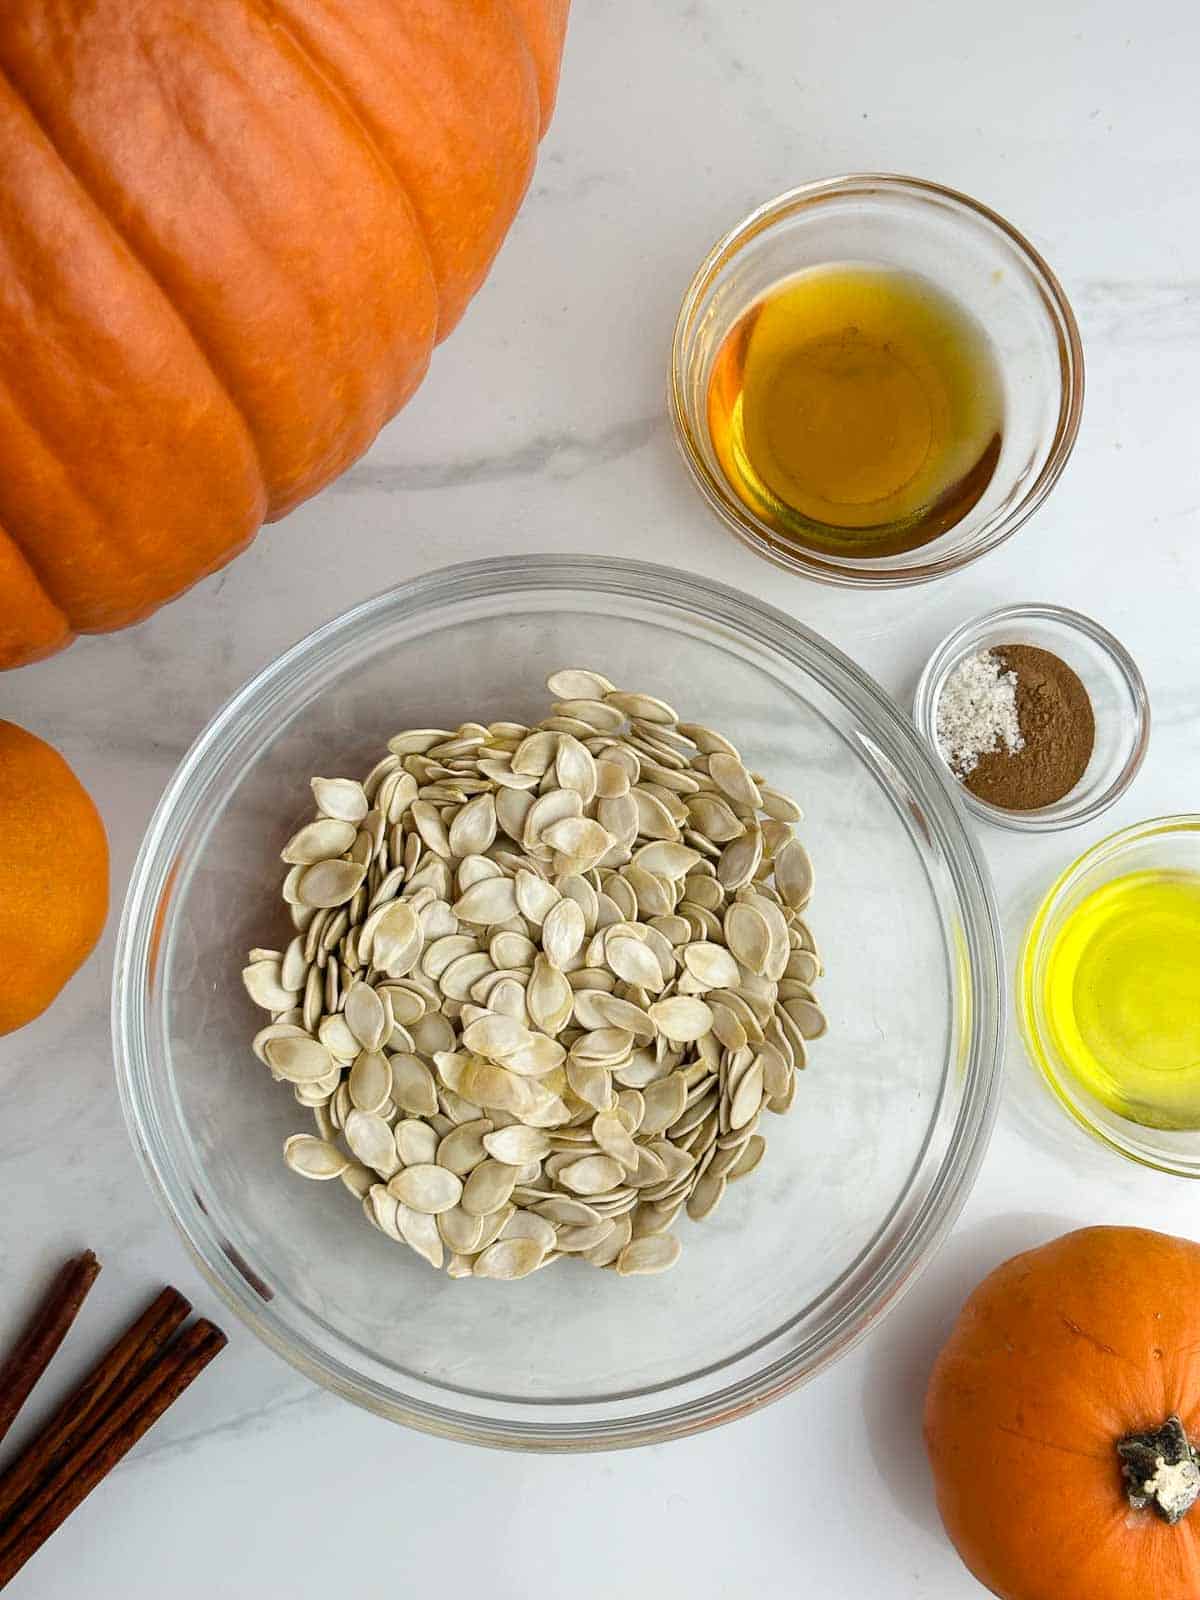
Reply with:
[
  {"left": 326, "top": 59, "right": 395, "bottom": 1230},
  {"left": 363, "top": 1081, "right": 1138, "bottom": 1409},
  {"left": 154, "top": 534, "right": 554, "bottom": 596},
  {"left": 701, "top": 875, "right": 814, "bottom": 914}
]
[
  {"left": 706, "top": 263, "right": 1005, "bottom": 557},
  {"left": 1042, "top": 871, "right": 1200, "bottom": 1130}
]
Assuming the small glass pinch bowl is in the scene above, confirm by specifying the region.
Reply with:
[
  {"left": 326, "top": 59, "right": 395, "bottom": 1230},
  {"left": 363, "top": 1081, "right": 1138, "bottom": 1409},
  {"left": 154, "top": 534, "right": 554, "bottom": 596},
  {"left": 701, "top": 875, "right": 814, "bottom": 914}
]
[
  {"left": 913, "top": 604, "right": 1149, "bottom": 832},
  {"left": 670, "top": 174, "right": 1083, "bottom": 587},
  {"left": 114, "top": 556, "right": 1004, "bottom": 1450},
  {"left": 1020, "top": 816, "right": 1200, "bottom": 1178}
]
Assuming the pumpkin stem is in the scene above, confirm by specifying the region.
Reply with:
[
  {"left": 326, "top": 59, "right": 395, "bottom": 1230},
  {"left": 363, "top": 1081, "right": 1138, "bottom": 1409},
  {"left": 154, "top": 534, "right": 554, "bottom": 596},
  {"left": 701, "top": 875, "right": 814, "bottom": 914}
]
[{"left": 1117, "top": 1416, "right": 1200, "bottom": 1525}]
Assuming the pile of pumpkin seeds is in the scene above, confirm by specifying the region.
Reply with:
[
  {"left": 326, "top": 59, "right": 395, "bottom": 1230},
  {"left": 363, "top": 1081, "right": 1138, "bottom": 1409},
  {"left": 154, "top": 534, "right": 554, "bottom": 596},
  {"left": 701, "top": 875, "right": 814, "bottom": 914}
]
[{"left": 243, "top": 669, "right": 824, "bottom": 1281}]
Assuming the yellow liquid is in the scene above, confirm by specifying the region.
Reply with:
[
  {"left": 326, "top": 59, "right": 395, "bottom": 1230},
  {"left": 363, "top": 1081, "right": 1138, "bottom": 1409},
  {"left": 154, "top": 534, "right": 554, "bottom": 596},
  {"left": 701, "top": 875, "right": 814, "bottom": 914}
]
[
  {"left": 706, "top": 263, "right": 1004, "bottom": 557},
  {"left": 1043, "top": 870, "right": 1200, "bottom": 1130}
]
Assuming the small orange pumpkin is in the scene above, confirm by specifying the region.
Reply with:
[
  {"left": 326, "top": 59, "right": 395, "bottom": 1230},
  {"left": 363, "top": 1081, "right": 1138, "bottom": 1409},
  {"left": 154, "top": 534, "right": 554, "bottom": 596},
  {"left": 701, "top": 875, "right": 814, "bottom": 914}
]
[
  {"left": 925, "top": 1226, "right": 1200, "bottom": 1600},
  {"left": 0, "top": 721, "right": 109, "bottom": 1033}
]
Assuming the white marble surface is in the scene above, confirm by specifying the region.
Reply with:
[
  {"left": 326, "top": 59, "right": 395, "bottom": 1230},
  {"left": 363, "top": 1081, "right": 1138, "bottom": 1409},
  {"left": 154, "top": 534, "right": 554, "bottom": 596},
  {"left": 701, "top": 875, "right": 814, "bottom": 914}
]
[{"left": 3, "top": 0, "right": 1199, "bottom": 1593}]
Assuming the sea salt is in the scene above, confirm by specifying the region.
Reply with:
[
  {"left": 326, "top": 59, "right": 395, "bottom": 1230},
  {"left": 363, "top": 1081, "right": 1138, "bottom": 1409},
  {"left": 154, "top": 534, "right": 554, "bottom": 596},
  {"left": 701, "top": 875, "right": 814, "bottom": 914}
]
[{"left": 935, "top": 649, "right": 1024, "bottom": 777}]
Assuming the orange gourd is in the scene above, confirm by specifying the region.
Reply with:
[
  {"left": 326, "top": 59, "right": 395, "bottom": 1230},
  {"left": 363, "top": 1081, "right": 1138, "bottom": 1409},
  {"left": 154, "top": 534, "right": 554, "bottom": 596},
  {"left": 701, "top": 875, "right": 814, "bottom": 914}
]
[
  {"left": 0, "top": 722, "right": 109, "bottom": 1033},
  {"left": 925, "top": 1226, "right": 1200, "bottom": 1600},
  {"left": 0, "top": 0, "right": 569, "bottom": 668}
]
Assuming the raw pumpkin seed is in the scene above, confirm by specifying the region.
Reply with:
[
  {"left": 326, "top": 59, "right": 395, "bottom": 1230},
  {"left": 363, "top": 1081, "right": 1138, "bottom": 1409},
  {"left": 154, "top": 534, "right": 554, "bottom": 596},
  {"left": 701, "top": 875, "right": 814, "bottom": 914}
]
[
  {"left": 389, "top": 1164, "right": 463, "bottom": 1214},
  {"left": 311, "top": 776, "right": 369, "bottom": 824},
  {"left": 616, "top": 1234, "right": 682, "bottom": 1276},
  {"left": 394, "top": 1119, "right": 440, "bottom": 1166},
  {"left": 283, "top": 1135, "right": 349, "bottom": 1180},
  {"left": 473, "top": 1237, "right": 546, "bottom": 1280}
]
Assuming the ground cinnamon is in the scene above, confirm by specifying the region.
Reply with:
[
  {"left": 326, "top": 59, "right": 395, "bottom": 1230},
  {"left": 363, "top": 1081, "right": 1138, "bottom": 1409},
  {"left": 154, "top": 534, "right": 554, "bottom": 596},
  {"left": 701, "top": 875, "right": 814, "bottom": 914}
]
[{"left": 965, "top": 643, "right": 1094, "bottom": 810}]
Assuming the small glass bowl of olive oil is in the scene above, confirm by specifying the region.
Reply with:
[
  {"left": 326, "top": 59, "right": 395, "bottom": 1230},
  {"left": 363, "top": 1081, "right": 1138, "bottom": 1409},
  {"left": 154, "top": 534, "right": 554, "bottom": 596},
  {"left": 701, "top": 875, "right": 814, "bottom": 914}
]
[
  {"left": 1021, "top": 816, "right": 1200, "bottom": 1177},
  {"left": 670, "top": 175, "right": 1083, "bottom": 586}
]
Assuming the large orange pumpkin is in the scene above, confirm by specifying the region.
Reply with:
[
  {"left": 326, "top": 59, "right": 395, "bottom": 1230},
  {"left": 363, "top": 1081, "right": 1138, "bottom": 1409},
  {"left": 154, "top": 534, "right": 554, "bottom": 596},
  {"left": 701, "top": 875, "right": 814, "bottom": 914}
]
[
  {"left": 925, "top": 1226, "right": 1200, "bottom": 1600},
  {"left": 0, "top": 721, "right": 109, "bottom": 1033},
  {"left": 0, "top": 0, "right": 569, "bottom": 669}
]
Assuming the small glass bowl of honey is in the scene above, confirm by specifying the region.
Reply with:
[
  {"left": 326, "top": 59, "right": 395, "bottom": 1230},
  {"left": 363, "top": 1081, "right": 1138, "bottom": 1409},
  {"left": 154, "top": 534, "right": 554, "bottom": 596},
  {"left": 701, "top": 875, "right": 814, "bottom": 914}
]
[
  {"left": 670, "top": 174, "right": 1083, "bottom": 586},
  {"left": 1021, "top": 816, "right": 1200, "bottom": 1177}
]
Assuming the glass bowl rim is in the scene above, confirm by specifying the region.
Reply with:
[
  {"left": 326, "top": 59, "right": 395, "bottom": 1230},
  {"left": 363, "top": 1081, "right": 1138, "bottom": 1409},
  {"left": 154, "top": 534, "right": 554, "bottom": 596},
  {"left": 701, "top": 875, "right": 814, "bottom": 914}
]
[
  {"left": 1018, "top": 813, "right": 1200, "bottom": 1177},
  {"left": 668, "top": 172, "right": 1085, "bottom": 588},
  {"left": 912, "top": 601, "right": 1150, "bottom": 833},
  {"left": 112, "top": 553, "right": 1006, "bottom": 1450}
]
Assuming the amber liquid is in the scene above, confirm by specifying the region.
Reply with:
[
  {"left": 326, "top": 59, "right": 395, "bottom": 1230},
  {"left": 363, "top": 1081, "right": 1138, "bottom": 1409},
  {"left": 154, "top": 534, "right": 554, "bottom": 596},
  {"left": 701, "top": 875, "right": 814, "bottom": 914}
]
[{"left": 706, "top": 263, "right": 1005, "bottom": 558}]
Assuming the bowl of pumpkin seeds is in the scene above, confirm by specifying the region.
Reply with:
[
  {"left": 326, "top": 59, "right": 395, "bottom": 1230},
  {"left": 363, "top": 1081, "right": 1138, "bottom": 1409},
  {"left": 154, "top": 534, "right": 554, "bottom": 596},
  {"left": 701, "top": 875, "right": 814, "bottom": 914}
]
[{"left": 115, "top": 555, "right": 1003, "bottom": 1449}]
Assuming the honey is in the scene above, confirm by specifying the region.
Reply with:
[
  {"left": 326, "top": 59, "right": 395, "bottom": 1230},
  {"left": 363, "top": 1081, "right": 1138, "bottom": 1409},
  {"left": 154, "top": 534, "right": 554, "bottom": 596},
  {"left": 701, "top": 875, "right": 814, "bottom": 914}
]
[
  {"left": 1041, "top": 870, "right": 1200, "bottom": 1130},
  {"left": 706, "top": 263, "right": 1005, "bottom": 557}
]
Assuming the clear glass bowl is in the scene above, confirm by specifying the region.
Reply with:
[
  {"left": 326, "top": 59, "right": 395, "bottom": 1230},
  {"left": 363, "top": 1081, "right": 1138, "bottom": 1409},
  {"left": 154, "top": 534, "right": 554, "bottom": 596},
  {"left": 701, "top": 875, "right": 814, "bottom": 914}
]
[
  {"left": 113, "top": 555, "right": 1004, "bottom": 1450},
  {"left": 670, "top": 174, "right": 1083, "bottom": 586},
  {"left": 1020, "top": 817, "right": 1200, "bottom": 1177},
  {"left": 913, "top": 603, "right": 1149, "bottom": 832}
]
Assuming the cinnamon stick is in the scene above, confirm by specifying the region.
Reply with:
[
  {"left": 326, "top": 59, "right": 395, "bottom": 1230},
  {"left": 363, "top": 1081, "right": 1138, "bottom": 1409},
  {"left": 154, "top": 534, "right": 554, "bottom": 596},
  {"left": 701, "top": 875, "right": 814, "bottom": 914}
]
[
  {"left": 0, "top": 1251, "right": 100, "bottom": 1448},
  {"left": 0, "top": 1285, "right": 190, "bottom": 1524},
  {"left": 0, "top": 1319, "right": 227, "bottom": 1589}
]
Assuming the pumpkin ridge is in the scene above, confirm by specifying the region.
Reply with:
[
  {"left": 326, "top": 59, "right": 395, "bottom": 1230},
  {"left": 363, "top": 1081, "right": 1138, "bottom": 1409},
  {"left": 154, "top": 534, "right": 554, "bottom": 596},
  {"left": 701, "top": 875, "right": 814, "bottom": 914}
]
[
  {"left": 994, "top": 1422, "right": 1110, "bottom": 1462},
  {"left": 0, "top": 372, "right": 91, "bottom": 589},
  {"left": 248, "top": 0, "right": 438, "bottom": 377},
  {"left": 0, "top": 338, "right": 201, "bottom": 625},
  {"left": 260, "top": 0, "right": 540, "bottom": 345},
  {"left": 0, "top": 68, "right": 152, "bottom": 614},
  {"left": 0, "top": 526, "right": 72, "bottom": 666},
  {"left": 0, "top": 361, "right": 171, "bottom": 631},
  {"left": 498, "top": 0, "right": 552, "bottom": 134},
  {"left": 502, "top": 0, "right": 569, "bottom": 131},
  {"left": 0, "top": 55, "right": 270, "bottom": 517}
]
